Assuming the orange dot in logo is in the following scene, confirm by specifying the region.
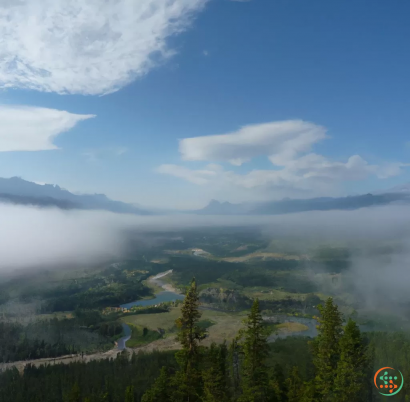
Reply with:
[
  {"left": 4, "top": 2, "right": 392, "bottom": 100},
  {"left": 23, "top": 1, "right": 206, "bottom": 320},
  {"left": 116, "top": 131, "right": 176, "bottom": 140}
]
[
  {"left": 390, "top": 385, "right": 393, "bottom": 388},
  {"left": 380, "top": 385, "right": 384, "bottom": 388}
]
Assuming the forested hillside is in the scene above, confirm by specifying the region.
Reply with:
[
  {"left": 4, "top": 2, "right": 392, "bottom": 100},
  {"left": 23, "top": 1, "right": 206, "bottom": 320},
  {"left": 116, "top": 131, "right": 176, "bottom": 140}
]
[{"left": 1, "top": 279, "right": 409, "bottom": 401}]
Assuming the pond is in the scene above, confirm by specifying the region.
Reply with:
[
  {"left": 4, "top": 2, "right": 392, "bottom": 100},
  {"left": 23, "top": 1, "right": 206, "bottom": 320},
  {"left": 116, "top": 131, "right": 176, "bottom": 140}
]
[{"left": 119, "top": 291, "right": 185, "bottom": 309}]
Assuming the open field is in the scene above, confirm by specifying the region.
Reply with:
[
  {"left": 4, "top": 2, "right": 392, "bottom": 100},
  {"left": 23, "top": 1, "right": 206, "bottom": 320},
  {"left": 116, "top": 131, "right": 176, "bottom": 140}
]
[
  {"left": 222, "top": 252, "right": 302, "bottom": 262},
  {"left": 243, "top": 288, "right": 308, "bottom": 301},
  {"left": 275, "top": 322, "right": 309, "bottom": 333},
  {"left": 121, "top": 307, "right": 248, "bottom": 346}
]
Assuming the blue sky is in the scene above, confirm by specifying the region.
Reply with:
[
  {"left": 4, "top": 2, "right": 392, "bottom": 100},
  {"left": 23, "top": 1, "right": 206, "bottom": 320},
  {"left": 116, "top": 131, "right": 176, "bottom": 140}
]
[{"left": 0, "top": 0, "right": 409, "bottom": 209}]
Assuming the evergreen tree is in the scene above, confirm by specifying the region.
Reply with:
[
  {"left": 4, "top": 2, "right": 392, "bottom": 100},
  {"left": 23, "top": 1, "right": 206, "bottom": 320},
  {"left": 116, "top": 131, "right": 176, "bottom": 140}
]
[
  {"left": 333, "top": 319, "right": 368, "bottom": 402},
  {"left": 202, "top": 342, "right": 230, "bottom": 402},
  {"left": 300, "top": 381, "right": 316, "bottom": 402},
  {"left": 176, "top": 278, "right": 205, "bottom": 357},
  {"left": 68, "top": 382, "right": 81, "bottom": 402},
  {"left": 141, "top": 367, "right": 170, "bottom": 402},
  {"left": 174, "top": 278, "right": 206, "bottom": 401},
  {"left": 124, "top": 385, "right": 135, "bottom": 402},
  {"left": 285, "top": 366, "right": 303, "bottom": 402},
  {"left": 269, "top": 364, "right": 286, "bottom": 401},
  {"left": 311, "top": 297, "right": 343, "bottom": 401},
  {"left": 229, "top": 338, "right": 241, "bottom": 399},
  {"left": 238, "top": 299, "right": 271, "bottom": 402}
]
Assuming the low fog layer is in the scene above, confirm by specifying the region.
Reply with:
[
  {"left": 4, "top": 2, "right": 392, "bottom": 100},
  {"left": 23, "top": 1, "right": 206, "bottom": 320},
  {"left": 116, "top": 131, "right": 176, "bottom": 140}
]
[
  {"left": 0, "top": 204, "right": 126, "bottom": 271},
  {"left": 1, "top": 203, "right": 410, "bottom": 315},
  {"left": 2, "top": 203, "right": 410, "bottom": 269}
]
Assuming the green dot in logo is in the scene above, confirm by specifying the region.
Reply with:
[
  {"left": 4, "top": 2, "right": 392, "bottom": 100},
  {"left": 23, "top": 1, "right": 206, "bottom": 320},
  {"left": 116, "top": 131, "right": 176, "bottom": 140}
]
[
  {"left": 385, "top": 372, "right": 388, "bottom": 375},
  {"left": 389, "top": 377, "right": 392, "bottom": 380},
  {"left": 385, "top": 376, "right": 388, "bottom": 380},
  {"left": 394, "top": 376, "right": 398, "bottom": 380}
]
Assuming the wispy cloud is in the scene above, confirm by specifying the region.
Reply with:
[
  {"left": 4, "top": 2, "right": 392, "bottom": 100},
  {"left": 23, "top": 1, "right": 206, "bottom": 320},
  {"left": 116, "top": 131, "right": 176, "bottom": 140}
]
[
  {"left": 82, "top": 147, "right": 128, "bottom": 163},
  {"left": 0, "top": 105, "right": 94, "bottom": 152},
  {"left": 0, "top": 0, "right": 208, "bottom": 95}
]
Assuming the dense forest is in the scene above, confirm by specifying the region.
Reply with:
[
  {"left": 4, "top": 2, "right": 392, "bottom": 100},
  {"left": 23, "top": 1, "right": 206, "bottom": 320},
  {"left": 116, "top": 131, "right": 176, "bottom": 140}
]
[
  {"left": 1, "top": 278, "right": 410, "bottom": 401},
  {"left": 0, "top": 313, "right": 123, "bottom": 363}
]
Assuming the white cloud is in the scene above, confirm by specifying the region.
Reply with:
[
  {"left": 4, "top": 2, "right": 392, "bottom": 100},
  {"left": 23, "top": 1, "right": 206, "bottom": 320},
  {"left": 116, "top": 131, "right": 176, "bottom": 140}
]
[
  {"left": 179, "top": 120, "right": 327, "bottom": 166},
  {"left": 0, "top": 105, "right": 94, "bottom": 151},
  {"left": 158, "top": 155, "right": 403, "bottom": 197},
  {"left": 157, "top": 164, "right": 218, "bottom": 185},
  {"left": 159, "top": 119, "right": 408, "bottom": 201},
  {"left": 0, "top": 0, "right": 207, "bottom": 95}
]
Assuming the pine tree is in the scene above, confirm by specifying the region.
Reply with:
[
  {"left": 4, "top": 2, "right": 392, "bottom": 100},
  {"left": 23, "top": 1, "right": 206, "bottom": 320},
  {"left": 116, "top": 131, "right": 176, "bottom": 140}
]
[
  {"left": 176, "top": 278, "right": 205, "bottom": 356},
  {"left": 124, "top": 385, "right": 135, "bottom": 402},
  {"left": 285, "top": 366, "right": 303, "bottom": 402},
  {"left": 141, "top": 367, "right": 170, "bottom": 402},
  {"left": 68, "top": 382, "right": 81, "bottom": 402},
  {"left": 202, "top": 342, "right": 230, "bottom": 402},
  {"left": 300, "top": 381, "right": 316, "bottom": 402},
  {"left": 174, "top": 278, "right": 205, "bottom": 401},
  {"left": 269, "top": 364, "right": 286, "bottom": 401},
  {"left": 333, "top": 319, "right": 368, "bottom": 402},
  {"left": 229, "top": 338, "right": 241, "bottom": 399},
  {"left": 311, "top": 297, "right": 343, "bottom": 401},
  {"left": 238, "top": 299, "right": 270, "bottom": 402}
]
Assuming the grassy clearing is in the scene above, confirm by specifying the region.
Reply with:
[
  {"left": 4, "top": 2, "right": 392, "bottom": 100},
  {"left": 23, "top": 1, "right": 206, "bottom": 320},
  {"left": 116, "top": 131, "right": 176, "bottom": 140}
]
[
  {"left": 275, "top": 322, "right": 309, "bottom": 332},
  {"left": 121, "top": 307, "right": 246, "bottom": 346},
  {"left": 243, "top": 288, "right": 308, "bottom": 301},
  {"left": 222, "top": 252, "right": 301, "bottom": 262},
  {"left": 121, "top": 307, "right": 181, "bottom": 332},
  {"left": 125, "top": 323, "right": 162, "bottom": 348},
  {"left": 197, "top": 319, "right": 216, "bottom": 330}
]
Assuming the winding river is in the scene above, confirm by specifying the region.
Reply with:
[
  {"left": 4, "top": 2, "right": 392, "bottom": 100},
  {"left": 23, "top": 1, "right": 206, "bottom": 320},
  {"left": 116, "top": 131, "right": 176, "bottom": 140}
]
[
  {"left": 116, "top": 271, "right": 379, "bottom": 349},
  {"left": 116, "top": 271, "right": 184, "bottom": 349}
]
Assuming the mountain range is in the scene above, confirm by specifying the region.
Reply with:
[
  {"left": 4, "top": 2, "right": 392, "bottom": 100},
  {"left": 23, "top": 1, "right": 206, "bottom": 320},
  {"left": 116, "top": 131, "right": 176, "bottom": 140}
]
[
  {"left": 195, "top": 192, "right": 410, "bottom": 215},
  {"left": 0, "top": 177, "right": 151, "bottom": 215},
  {"left": 0, "top": 176, "right": 409, "bottom": 216}
]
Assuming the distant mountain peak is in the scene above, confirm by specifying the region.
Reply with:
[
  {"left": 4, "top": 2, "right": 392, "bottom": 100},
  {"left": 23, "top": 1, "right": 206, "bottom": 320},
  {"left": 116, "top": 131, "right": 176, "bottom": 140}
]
[
  {"left": 195, "top": 191, "right": 410, "bottom": 215},
  {"left": 208, "top": 199, "right": 221, "bottom": 205},
  {"left": 0, "top": 176, "right": 151, "bottom": 215}
]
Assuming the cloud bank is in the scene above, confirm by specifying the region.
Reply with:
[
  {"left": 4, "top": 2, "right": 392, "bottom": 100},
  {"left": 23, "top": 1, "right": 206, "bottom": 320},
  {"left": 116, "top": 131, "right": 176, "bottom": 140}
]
[
  {"left": 1, "top": 202, "right": 410, "bottom": 319},
  {"left": 0, "top": 0, "right": 207, "bottom": 95},
  {"left": 0, "top": 205, "right": 126, "bottom": 271},
  {"left": 0, "top": 105, "right": 94, "bottom": 151},
  {"left": 2, "top": 202, "right": 410, "bottom": 274}
]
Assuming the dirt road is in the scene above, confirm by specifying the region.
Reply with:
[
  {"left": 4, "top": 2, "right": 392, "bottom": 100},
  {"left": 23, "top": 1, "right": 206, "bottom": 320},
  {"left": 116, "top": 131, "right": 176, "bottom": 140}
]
[{"left": 0, "top": 336, "right": 181, "bottom": 373}]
